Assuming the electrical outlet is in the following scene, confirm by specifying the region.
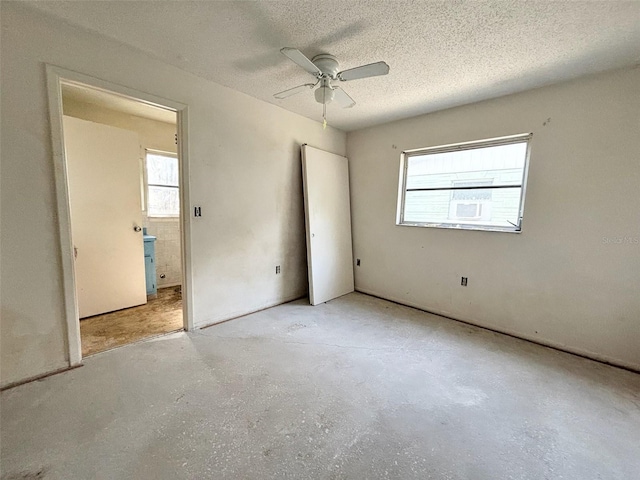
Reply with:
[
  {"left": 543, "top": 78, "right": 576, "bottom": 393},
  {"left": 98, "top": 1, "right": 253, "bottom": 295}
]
[
  {"left": 275, "top": 265, "right": 281, "bottom": 274},
  {"left": 461, "top": 277, "right": 468, "bottom": 286},
  {"left": 194, "top": 206, "right": 202, "bottom": 217},
  {"left": 356, "top": 258, "right": 361, "bottom": 266}
]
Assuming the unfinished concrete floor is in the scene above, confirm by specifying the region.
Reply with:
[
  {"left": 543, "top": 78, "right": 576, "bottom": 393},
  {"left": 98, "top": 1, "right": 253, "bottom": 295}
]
[
  {"left": 2, "top": 293, "right": 639, "bottom": 479},
  {"left": 80, "top": 286, "right": 183, "bottom": 356}
]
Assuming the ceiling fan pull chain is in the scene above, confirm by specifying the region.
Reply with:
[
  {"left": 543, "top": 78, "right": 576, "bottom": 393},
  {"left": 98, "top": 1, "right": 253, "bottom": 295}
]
[{"left": 323, "top": 89, "right": 327, "bottom": 129}]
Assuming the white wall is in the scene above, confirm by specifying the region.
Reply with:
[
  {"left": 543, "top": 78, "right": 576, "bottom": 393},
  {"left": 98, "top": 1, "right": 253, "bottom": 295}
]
[
  {"left": 63, "top": 99, "right": 182, "bottom": 289},
  {"left": 348, "top": 67, "right": 640, "bottom": 370},
  {"left": 0, "top": 3, "right": 346, "bottom": 387}
]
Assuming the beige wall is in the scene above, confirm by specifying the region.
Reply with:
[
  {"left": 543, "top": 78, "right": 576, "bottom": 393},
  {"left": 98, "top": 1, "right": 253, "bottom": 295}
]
[
  {"left": 0, "top": 3, "right": 346, "bottom": 387},
  {"left": 63, "top": 99, "right": 182, "bottom": 289},
  {"left": 62, "top": 97, "right": 177, "bottom": 154},
  {"left": 347, "top": 67, "right": 640, "bottom": 370}
]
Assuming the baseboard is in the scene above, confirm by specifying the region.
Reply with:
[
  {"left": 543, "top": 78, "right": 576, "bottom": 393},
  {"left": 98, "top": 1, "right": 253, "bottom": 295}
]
[
  {"left": 355, "top": 287, "right": 640, "bottom": 374},
  {"left": 198, "top": 293, "right": 307, "bottom": 330},
  {"left": 1, "top": 364, "right": 83, "bottom": 391},
  {"left": 2, "top": 294, "right": 308, "bottom": 389}
]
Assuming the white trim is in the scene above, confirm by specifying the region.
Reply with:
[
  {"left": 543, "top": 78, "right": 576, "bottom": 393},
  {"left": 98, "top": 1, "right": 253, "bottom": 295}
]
[
  {"left": 46, "top": 66, "right": 82, "bottom": 367},
  {"left": 177, "top": 107, "right": 195, "bottom": 331},
  {"left": 45, "top": 65, "right": 195, "bottom": 368},
  {"left": 396, "top": 152, "right": 408, "bottom": 225},
  {"left": 146, "top": 148, "right": 178, "bottom": 157},
  {"left": 402, "top": 132, "right": 532, "bottom": 156},
  {"left": 147, "top": 216, "right": 182, "bottom": 222}
]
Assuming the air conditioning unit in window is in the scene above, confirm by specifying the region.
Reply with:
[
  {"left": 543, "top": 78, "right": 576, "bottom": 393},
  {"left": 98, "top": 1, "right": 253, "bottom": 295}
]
[{"left": 453, "top": 201, "right": 484, "bottom": 220}]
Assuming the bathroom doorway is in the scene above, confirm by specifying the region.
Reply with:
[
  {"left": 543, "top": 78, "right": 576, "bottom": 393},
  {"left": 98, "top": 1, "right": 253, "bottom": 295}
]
[{"left": 47, "top": 67, "right": 192, "bottom": 361}]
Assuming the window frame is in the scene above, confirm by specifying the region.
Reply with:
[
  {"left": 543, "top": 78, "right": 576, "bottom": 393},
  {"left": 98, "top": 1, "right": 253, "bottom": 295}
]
[
  {"left": 144, "top": 149, "right": 180, "bottom": 218},
  {"left": 396, "top": 133, "right": 532, "bottom": 233}
]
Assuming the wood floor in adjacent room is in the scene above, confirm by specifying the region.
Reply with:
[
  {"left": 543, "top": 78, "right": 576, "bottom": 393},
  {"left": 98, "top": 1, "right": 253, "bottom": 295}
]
[
  {"left": 2, "top": 293, "right": 639, "bottom": 479},
  {"left": 80, "top": 287, "right": 183, "bottom": 356}
]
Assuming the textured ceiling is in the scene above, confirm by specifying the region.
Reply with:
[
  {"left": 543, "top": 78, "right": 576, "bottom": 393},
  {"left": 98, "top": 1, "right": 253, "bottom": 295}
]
[
  {"left": 26, "top": 1, "right": 640, "bottom": 131},
  {"left": 62, "top": 83, "right": 177, "bottom": 124}
]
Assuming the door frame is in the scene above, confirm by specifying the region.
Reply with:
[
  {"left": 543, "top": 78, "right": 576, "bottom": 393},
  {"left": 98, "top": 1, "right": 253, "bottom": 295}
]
[{"left": 46, "top": 65, "right": 194, "bottom": 367}]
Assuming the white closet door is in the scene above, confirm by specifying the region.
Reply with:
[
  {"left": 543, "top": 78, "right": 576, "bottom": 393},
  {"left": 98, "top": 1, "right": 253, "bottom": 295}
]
[
  {"left": 64, "top": 116, "right": 147, "bottom": 318},
  {"left": 301, "top": 145, "right": 354, "bottom": 305}
]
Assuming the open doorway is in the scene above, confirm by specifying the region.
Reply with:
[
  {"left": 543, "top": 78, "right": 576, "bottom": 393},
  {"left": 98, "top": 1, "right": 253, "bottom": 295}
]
[{"left": 47, "top": 67, "right": 192, "bottom": 362}]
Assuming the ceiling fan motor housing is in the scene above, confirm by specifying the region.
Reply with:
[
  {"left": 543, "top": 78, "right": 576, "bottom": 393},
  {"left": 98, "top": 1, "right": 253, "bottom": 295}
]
[{"left": 311, "top": 54, "right": 340, "bottom": 79}]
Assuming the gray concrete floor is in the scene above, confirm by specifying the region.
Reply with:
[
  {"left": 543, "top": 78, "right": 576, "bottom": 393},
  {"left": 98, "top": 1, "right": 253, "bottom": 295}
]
[{"left": 2, "top": 293, "right": 639, "bottom": 480}]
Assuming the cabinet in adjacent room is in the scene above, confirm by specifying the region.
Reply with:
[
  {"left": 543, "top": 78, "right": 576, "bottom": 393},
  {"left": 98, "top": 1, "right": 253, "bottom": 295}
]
[{"left": 143, "top": 234, "right": 157, "bottom": 296}]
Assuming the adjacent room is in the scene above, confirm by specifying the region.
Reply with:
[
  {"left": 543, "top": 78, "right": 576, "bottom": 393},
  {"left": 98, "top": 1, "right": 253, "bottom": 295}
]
[
  {"left": 62, "top": 82, "right": 184, "bottom": 356},
  {"left": 1, "top": 1, "right": 639, "bottom": 479}
]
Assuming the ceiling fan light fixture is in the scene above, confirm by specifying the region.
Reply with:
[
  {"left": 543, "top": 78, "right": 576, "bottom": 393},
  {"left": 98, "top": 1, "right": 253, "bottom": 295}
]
[{"left": 315, "top": 85, "right": 334, "bottom": 104}]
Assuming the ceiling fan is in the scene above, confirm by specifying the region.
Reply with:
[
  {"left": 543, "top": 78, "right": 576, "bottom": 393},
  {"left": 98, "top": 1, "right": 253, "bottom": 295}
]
[{"left": 274, "top": 47, "right": 390, "bottom": 126}]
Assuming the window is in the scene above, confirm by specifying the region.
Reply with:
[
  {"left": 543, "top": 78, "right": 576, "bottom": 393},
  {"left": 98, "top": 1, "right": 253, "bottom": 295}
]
[
  {"left": 397, "top": 134, "right": 531, "bottom": 232},
  {"left": 146, "top": 151, "right": 179, "bottom": 217}
]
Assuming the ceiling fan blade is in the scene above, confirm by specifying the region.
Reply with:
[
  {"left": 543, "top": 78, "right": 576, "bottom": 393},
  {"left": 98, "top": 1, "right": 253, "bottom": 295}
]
[
  {"left": 280, "top": 48, "right": 322, "bottom": 76},
  {"left": 332, "top": 87, "right": 356, "bottom": 108},
  {"left": 273, "top": 83, "right": 316, "bottom": 99},
  {"left": 337, "top": 61, "right": 390, "bottom": 81}
]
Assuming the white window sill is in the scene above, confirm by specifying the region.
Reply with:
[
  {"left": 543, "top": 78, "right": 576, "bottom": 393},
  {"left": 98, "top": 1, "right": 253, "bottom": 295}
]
[
  {"left": 147, "top": 216, "right": 180, "bottom": 221},
  {"left": 397, "top": 221, "right": 522, "bottom": 234}
]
